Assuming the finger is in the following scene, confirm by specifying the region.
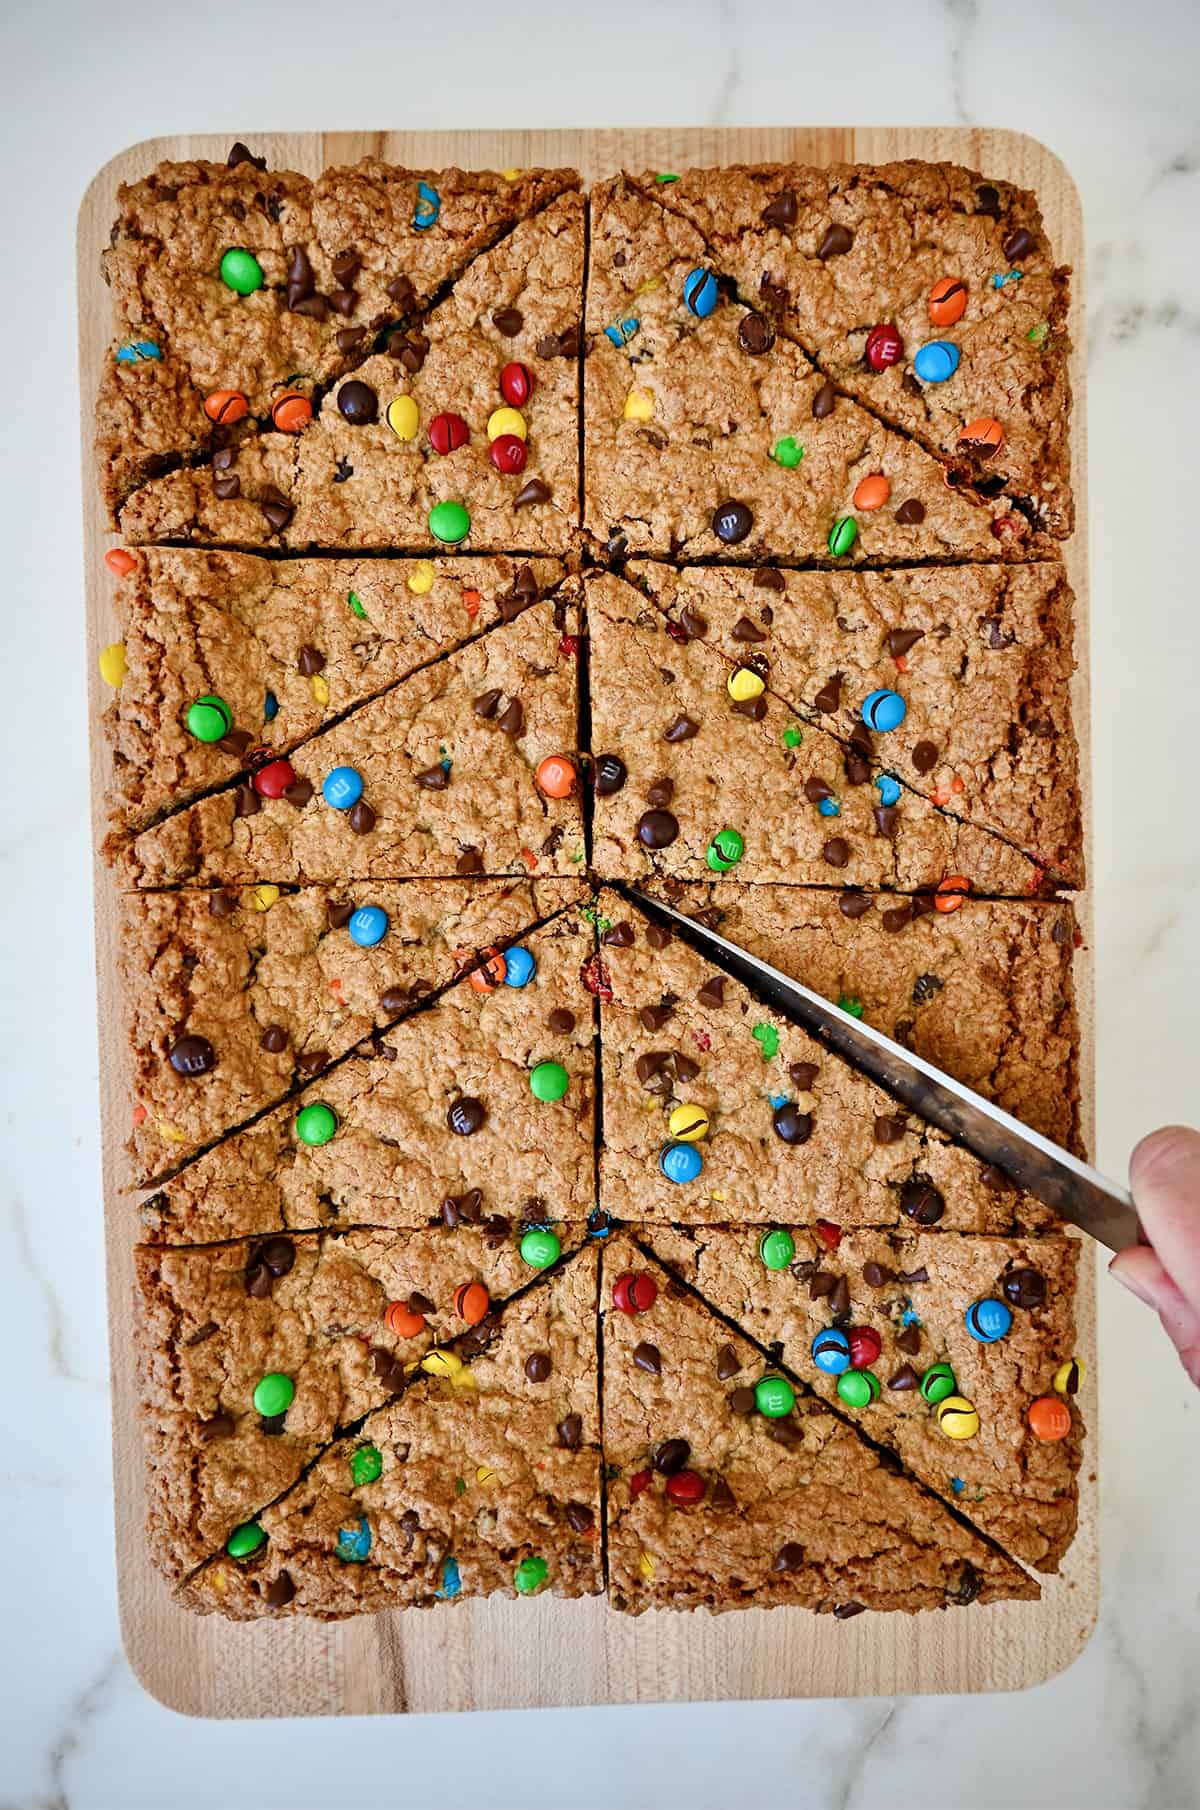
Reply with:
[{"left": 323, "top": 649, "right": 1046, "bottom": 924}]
[
  {"left": 1109, "top": 1249, "right": 1200, "bottom": 1388},
  {"left": 1128, "top": 1126, "right": 1200, "bottom": 1311},
  {"left": 1108, "top": 1245, "right": 1169, "bottom": 1306}
]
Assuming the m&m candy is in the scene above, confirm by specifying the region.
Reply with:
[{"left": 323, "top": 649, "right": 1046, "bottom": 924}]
[
  {"left": 928, "top": 276, "right": 968, "bottom": 326},
  {"left": 347, "top": 905, "right": 388, "bottom": 948},
  {"left": 828, "top": 516, "right": 858, "bottom": 558},
  {"left": 665, "top": 1470, "right": 706, "bottom": 1505},
  {"left": 535, "top": 755, "right": 577, "bottom": 798},
  {"left": 1053, "top": 1357, "right": 1085, "bottom": 1396},
  {"left": 295, "top": 1102, "right": 338, "bottom": 1146},
  {"left": 469, "top": 948, "right": 507, "bottom": 991},
  {"left": 513, "top": 1555, "right": 549, "bottom": 1594},
  {"left": 204, "top": 389, "right": 249, "bottom": 424},
  {"left": 865, "top": 323, "right": 903, "bottom": 370},
  {"left": 964, "top": 1297, "right": 1013, "bottom": 1343},
  {"left": 530, "top": 1061, "right": 569, "bottom": 1102},
  {"left": 728, "top": 668, "right": 766, "bottom": 703},
  {"left": 875, "top": 774, "right": 901, "bottom": 807},
  {"left": 521, "top": 1228, "right": 562, "bottom": 1270},
  {"left": 350, "top": 1444, "right": 383, "bottom": 1486},
  {"left": 104, "top": 548, "right": 137, "bottom": 577},
  {"left": 226, "top": 1521, "right": 266, "bottom": 1559},
  {"left": 186, "top": 695, "right": 232, "bottom": 743},
  {"left": 487, "top": 406, "right": 527, "bottom": 442},
  {"left": 914, "top": 340, "right": 961, "bottom": 384},
  {"left": 336, "top": 1517, "right": 372, "bottom": 1562},
  {"left": 935, "top": 876, "right": 970, "bottom": 913},
  {"left": 683, "top": 267, "right": 719, "bottom": 317},
  {"left": 490, "top": 433, "right": 527, "bottom": 474},
  {"left": 862, "top": 688, "right": 907, "bottom": 732},
  {"left": 98, "top": 643, "right": 127, "bottom": 688},
  {"left": 116, "top": 339, "right": 160, "bottom": 364},
  {"left": 919, "top": 1361, "right": 956, "bottom": 1404},
  {"left": 624, "top": 388, "right": 654, "bottom": 422},
  {"left": 754, "top": 1375, "right": 795, "bottom": 1418},
  {"left": 428, "top": 500, "right": 470, "bottom": 545},
  {"left": 322, "top": 765, "right": 364, "bottom": 809},
  {"left": 253, "top": 1372, "right": 295, "bottom": 1417},
  {"left": 759, "top": 1228, "right": 796, "bottom": 1271},
  {"left": 706, "top": 827, "right": 745, "bottom": 872},
  {"left": 837, "top": 1369, "right": 881, "bottom": 1408},
  {"left": 502, "top": 946, "right": 536, "bottom": 987},
  {"left": 271, "top": 390, "right": 312, "bottom": 433},
  {"left": 612, "top": 1271, "right": 657, "bottom": 1313},
  {"left": 385, "top": 395, "right": 419, "bottom": 440},
  {"left": 660, "top": 1141, "right": 703, "bottom": 1184},
  {"left": 253, "top": 758, "right": 296, "bottom": 798},
  {"left": 935, "top": 1394, "right": 980, "bottom": 1439},
  {"left": 500, "top": 362, "right": 534, "bottom": 406},
  {"left": 1028, "top": 1395, "right": 1072, "bottom": 1441},
  {"left": 384, "top": 1301, "right": 425, "bottom": 1338},
  {"left": 853, "top": 474, "right": 890, "bottom": 511},
  {"left": 429, "top": 411, "right": 469, "bottom": 455},
  {"left": 812, "top": 1328, "right": 852, "bottom": 1375},
  {"left": 668, "top": 1103, "right": 710, "bottom": 1142},
  {"left": 413, "top": 181, "right": 440, "bottom": 228},
  {"left": 847, "top": 1327, "right": 882, "bottom": 1369},
  {"left": 959, "top": 417, "right": 1005, "bottom": 455},
  {"left": 453, "top": 1281, "right": 490, "bottom": 1325},
  {"left": 220, "top": 248, "right": 263, "bottom": 294},
  {"left": 771, "top": 435, "right": 804, "bottom": 468}
]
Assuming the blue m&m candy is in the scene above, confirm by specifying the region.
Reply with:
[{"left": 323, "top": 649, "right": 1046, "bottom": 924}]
[
  {"left": 964, "top": 1297, "right": 1014, "bottom": 1343},
  {"left": 502, "top": 946, "right": 537, "bottom": 988},
  {"left": 347, "top": 906, "right": 388, "bottom": 948},
  {"left": 913, "top": 339, "right": 961, "bottom": 384},
  {"left": 812, "top": 1328, "right": 851, "bottom": 1375},
  {"left": 875, "top": 774, "right": 901, "bottom": 807},
  {"left": 862, "top": 688, "right": 907, "bottom": 732},
  {"left": 605, "top": 316, "right": 640, "bottom": 346},
  {"left": 323, "top": 765, "right": 364, "bottom": 809},
  {"left": 413, "top": 181, "right": 440, "bottom": 229},
  {"left": 263, "top": 690, "right": 278, "bottom": 723},
  {"left": 660, "top": 1141, "right": 703, "bottom": 1184},
  {"left": 683, "top": 267, "right": 719, "bottom": 318},
  {"left": 335, "top": 1516, "right": 372, "bottom": 1562},
  {"left": 116, "top": 339, "right": 162, "bottom": 365},
  {"left": 818, "top": 796, "right": 840, "bottom": 817}
]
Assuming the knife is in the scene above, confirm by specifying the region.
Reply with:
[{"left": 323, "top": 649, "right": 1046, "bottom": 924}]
[{"left": 625, "top": 887, "right": 1138, "bottom": 1253}]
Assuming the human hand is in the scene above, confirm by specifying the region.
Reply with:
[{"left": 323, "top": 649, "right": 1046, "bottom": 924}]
[{"left": 1109, "top": 1126, "right": 1200, "bottom": 1388}]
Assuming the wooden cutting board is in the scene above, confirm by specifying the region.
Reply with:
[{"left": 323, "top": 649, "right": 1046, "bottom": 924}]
[{"left": 79, "top": 125, "right": 1097, "bottom": 1715}]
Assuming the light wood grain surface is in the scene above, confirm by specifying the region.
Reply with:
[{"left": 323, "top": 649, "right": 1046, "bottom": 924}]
[{"left": 78, "top": 125, "right": 1097, "bottom": 1716}]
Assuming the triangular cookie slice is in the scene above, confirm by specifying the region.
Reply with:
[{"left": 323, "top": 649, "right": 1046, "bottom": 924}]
[
  {"left": 587, "top": 570, "right": 1047, "bottom": 895},
  {"left": 594, "top": 886, "right": 1057, "bottom": 1234},
  {"left": 111, "top": 597, "right": 584, "bottom": 886},
  {"left": 641, "top": 1223, "right": 1081, "bottom": 1571},
  {"left": 639, "top": 161, "right": 1072, "bottom": 538},
  {"left": 103, "top": 550, "right": 564, "bottom": 834},
  {"left": 138, "top": 901, "right": 596, "bottom": 1225},
  {"left": 113, "top": 191, "right": 584, "bottom": 553},
  {"left": 121, "top": 877, "right": 581, "bottom": 1181},
  {"left": 137, "top": 1218, "right": 586, "bottom": 1586},
  {"left": 176, "top": 1245, "right": 601, "bottom": 1617},
  {"left": 631, "top": 558, "right": 1082, "bottom": 889},
  {"left": 583, "top": 176, "right": 1043, "bottom": 562},
  {"left": 97, "top": 145, "right": 577, "bottom": 516},
  {"left": 601, "top": 1234, "right": 1037, "bottom": 1614}
]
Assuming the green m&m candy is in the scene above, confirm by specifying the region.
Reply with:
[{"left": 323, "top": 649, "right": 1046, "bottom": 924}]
[
  {"left": 294, "top": 1101, "right": 338, "bottom": 1147},
  {"left": 220, "top": 247, "right": 264, "bottom": 294},
  {"left": 920, "top": 1361, "right": 957, "bottom": 1405},
  {"left": 530, "top": 1060, "right": 569, "bottom": 1102},
  {"left": 754, "top": 1375, "right": 795, "bottom": 1419},
  {"left": 828, "top": 515, "right": 858, "bottom": 558},
  {"left": 520, "top": 1227, "right": 561, "bottom": 1270},
  {"left": 771, "top": 435, "right": 804, "bottom": 468},
  {"left": 186, "top": 694, "right": 232, "bottom": 743},
  {"left": 226, "top": 1520, "right": 266, "bottom": 1559},
  {"left": 252, "top": 1372, "right": 295, "bottom": 1417},
  {"left": 428, "top": 500, "right": 471, "bottom": 545},
  {"left": 759, "top": 1228, "right": 795, "bottom": 1272},
  {"left": 837, "top": 1369, "right": 881, "bottom": 1408},
  {"left": 514, "top": 1555, "right": 549, "bottom": 1594},
  {"left": 350, "top": 1443, "right": 383, "bottom": 1486},
  {"left": 706, "top": 827, "right": 745, "bottom": 872}
]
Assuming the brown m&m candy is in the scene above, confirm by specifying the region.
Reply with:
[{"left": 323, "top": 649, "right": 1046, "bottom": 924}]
[{"left": 168, "top": 1034, "right": 215, "bottom": 1076}]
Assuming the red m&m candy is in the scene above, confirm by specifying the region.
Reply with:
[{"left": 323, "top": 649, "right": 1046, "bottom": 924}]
[
  {"left": 253, "top": 758, "right": 297, "bottom": 798},
  {"left": 500, "top": 362, "right": 534, "bottom": 406},
  {"left": 847, "top": 1327, "right": 882, "bottom": 1370},
  {"left": 865, "top": 324, "right": 903, "bottom": 371},
  {"left": 489, "top": 433, "right": 527, "bottom": 475},
  {"left": 665, "top": 1470, "right": 706, "bottom": 1505},
  {"left": 629, "top": 1467, "right": 652, "bottom": 1499},
  {"left": 613, "top": 1271, "right": 657, "bottom": 1314},
  {"left": 429, "top": 412, "right": 469, "bottom": 455}
]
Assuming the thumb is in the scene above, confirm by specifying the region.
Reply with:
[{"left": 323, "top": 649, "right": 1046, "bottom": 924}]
[{"left": 1124, "top": 1126, "right": 1200, "bottom": 1312}]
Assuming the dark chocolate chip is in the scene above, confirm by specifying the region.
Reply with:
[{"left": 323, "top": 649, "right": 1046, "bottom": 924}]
[
  {"left": 881, "top": 904, "right": 912, "bottom": 934},
  {"left": 260, "top": 494, "right": 294, "bottom": 532},
  {"left": 873, "top": 807, "right": 898, "bottom": 838},
  {"left": 912, "top": 972, "right": 944, "bottom": 1006},
  {"left": 894, "top": 499, "right": 926, "bottom": 525},
  {"left": 912, "top": 739, "right": 939, "bottom": 773},
  {"left": 822, "top": 837, "right": 850, "bottom": 868},
  {"left": 286, "top": 245, "right": 315, "bottom": 309},
  {"left": 525, "top": 1351, "right": 552, "bottom": 1382},
  {"left": 829, "top": 1275, "right": 851, "bottom": 1320},
  {"left": 895, "top": 1324, "right": 922, "bottom": 1356},
  {"left": 208, "top": 888, "right": 238, "bottom": 919},
  {"left": 804, "top": 776, "right": 835, "bottom": 804},
  {"left": 637, "top": 809, "right": 679, "bottom": 849},
  {"left": 1003, "top": 1267, "right": 1046, "bottom": 1309},
  {"left": 737, "top": 310, "right": 775, "bottom": 355},
  {"left": 949, "top": 1563, "right": 982, "bottom": 1606},
  {"left": 212, "top": 472, "right": 241, "bottom": 500},
  {"left": 645, "top": 923, "right": 671, "bottom": 950},
  {"left": 259, "top": 1024, "right": 288, "bottom": 1054},
  {"left": 834, "top": 1600, "right": 866, "bottom": 1619},
  {"left": 564, "top": 1501, "right": 595, "bottom": 1533},
  {"left": 386, "top": 272, "right": 416, "bottom": 309},
  {"left": 838, "top": 891, "right": 873, "bottom": 920},
  {"left": 455, "top": 848, "right": 484, "bottom": 875},
  {"left": 773, "top": 1541, "right": 805, "bottom": 1572},
  {"left": 862, "top": 1260, "right": 893, "bottom": 1287},
  {"left": 497, "top": 698, "right": 525, "bottom": 737},
  {"left": 297, "top": 644, "right": 325, "bottom": 676},
  {"left": 761, "top": 189, "right": 797, "bottom": 226},
  {"left": 283, "top": 776, "right": 313, "bottom": 808},
  {"left": 645, "top": 776, "right": 674, "bottom": 808},
  {"left": 338, "top": 380, "right": 378, "bottom": 425},
  {"left": 886, "top": 628, "right": 924, "bottom": 659},
  {"left": 227, "top": 142, "right": 266, "bottom": 170},
  {"left": 709, "top": 1475, "right": 736, "bottom": 1511},
  {"left": 663, "top": 713, "right": 699, "bottom": 743},
  {"left": 731, "top": 615, "right": 767, "bottom": 643},
  {"left": 729, "top": 1386, "right": 757, "bottom": 1415},
  {"left": 813, "top": 672, "right": 842, "bottom": 712},
  {"left": 773, "top": 1103, "right": 813, "bottom": 1146},
  {"left": 514, "top": 478, "right": 551, "bottom": 508},
  {"left": 817, "top": 222, "right": 853, "bottom": 258},
  {"left": 1003, "top": 227, "right": 1035, "bottom": 261},
  {"left": 415, "top": 763, "right": 449, "bottom": 790},
  {"left": 632, "top": 1341, "right": 661, "bottom": 1375},
  {"left": 198, "top": 1410, "right": 235, "bottom": 1442},
  {"left": 473, "top": 688, "right": 502, "bottom": 719},
  {"left": 265, "top": 1571, "right": 296, "bottom": 1609},
  {"left": 899, "top": 1178, "right": 945, "bottom": 1225},
  {"left": 716, "top": 1345, "right": 741, "bottom": 1381},
  {"left": 557, "top": 1413, "right": 582, "bottom": 1450},
  {"left": 874, "top": 1114, "right": 907, "bottom": 1145},
  {"left": 976, "top": 184, "right": 1002, "bottom": 217},
  {"left": 697, "top": 975, "right": 726, "bottom": 1008}
]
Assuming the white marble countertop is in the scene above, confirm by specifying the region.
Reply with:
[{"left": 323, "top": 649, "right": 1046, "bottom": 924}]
[{"left": 2, "top": 0, "right": 1199, "bottom": 1804}]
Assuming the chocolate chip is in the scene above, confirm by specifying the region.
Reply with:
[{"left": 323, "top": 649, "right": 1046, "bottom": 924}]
[
  {"left": 328, "top": 289, "right": 357, "bottom": 316},
  {"left": 818, "top": 221, "right": 854, "bottom": 258},
  {"left": 338, "top": 380, "right": 378, "bottom": 425},
  {"left": 829, "top": 1275, "right": 851, "bottom": 1321},
  {"left": 773, "top": 1542, "right": 805, "bottom": 1572},
  {"left": 415, "top": 763, "right": 449, "bottom": 790},
  {"left": 862, "top": 1260, "right": 893, "bottom": 1288},
  {"left": 813, "top": 672, "right": 842, "bottom": 712},
  {"left": 376, "top": 986, "right": 412, "bottom": 1016},
  {"left": 949, "top": 1563, "right": 982, "bottom": 1606},
  {"left": 808, "top": 383, "right": 837, "bottom": 426},
  {"left": 632, "top": 1341, "right": 661, "bottom": 1374},
  {"left": 783, "top": 1063, "right": 815, "bottom": 1095},
  {"left": 265, "top": 1572, "right": 296, "bottom": 1609},
  {"left": 638, "top": 1002, "right": 673, "bottom": 1032},
  {"left": 772, "top": 1103, "right": 813, "bottom": 1146},
  {"left": 732, "top": 695, "right": 767, "bottom": 721},
  {"left": 708, "top": 1475, "right": 736, "bottom": 1512},
  {"left": 834, "top": 1600, "right": 866, "bottom": 1620},
  {"left": 737, "top": 310, "right": 775, "bottom": 355},
  {"left": 912, "top": 972, "right": 943, "bottom": 1006},
  {"left": 844, "top": 753, "right": 871, "bottom": 786},
  {"left": 197, "top": 1410, "right": 235, "bottom": 1443},
  {"left": 976, "top": 184, "right": 1001, "bottom": 217},
  {"left": 804, "top": 776, "right": 834, "bottom": 805},
  {"left": 728, "top": 616, "right": 767, "bottom": 648},
  {"left": 286, "top": 245, "right": 315, "bottom": 310},
  {"left": 233, "top": 783, "right": 260, "bottom": 819},
  {"left": 664, "top": 714, "right": 699, "bottom": 743},
  {"left": 227, "top": 142, "right": 266, "bottom": 170},
  {"left": 497, "top": 698, "right": 524, "bottom": 736},
  {"left": 514, "top": 478, "right": 551, "bottom": 508},
  {"left": 525, "top": 1350, "right": 552, "bottom": 1382},
  {"left": 645, "top": 923, "right": 672, "bottom": 950},
  {"left": 895, "top": 1324, "right": 922, "bottom": 1356},
  {"left": 1003, "top": 227, "right": 1035, "bottom": 261},
  {"left": 212, "top": 472, "right": 241, "bottom": 500},
  {"left": 1003, "top": 1267, "right": 1046, "bottom": 1309},
  {"left": 837, "top": 891, "right": 873, "bottom": 920},
  {"left": 761, "top": 189, "right": 797, "bottom": 226},
  {"left": 564, "top": 1501, "right": 594, "bottom": 1534},
  {"left": 472, "top": 688, "right": 502, "bottom": 720},
  {"left": 881, "top": 904, "right": 912, "bottom": 933},
  {"left": 911, "top": 740, "right": 939, "bottom": 774},
  {"left": 296, "top": 1049, "right": 328, "bottom": 1076},
  {"left": 217, "top": 729, "right": 252, "bottom": 760},
  {"left": 637, "top": 809, "right": 679, "bottom": 849},
  {"left": 898, "top": 1177, "right": 944, "bottom": 1226},
  {"left": 446, "top": 1096, "right": 485, "bottom": 1136},
  {"left": 696, "top": 974, "right": 726, "bottom": 1009},
  {"left": 297, "top": 644, "right": 325, "bottom": 676},
  {"left": 712, "top": 500, "right": 753, "bottom": 545},
  {"left": 807, "top": 1271, "right": 834, "bottom": 1301},
  {"left": 729, "top": 1386, "right": 757, "bottom": 1415},
  {"left": 673, "top": 1054, "right": 700, "bottom": 1085},
  {"left": 873, "top": 807, "right": 898, "bottom": 838},
  {"left": 260, "top": 494, "right": 293, "bottom": 532},
  {"left": 283, "top": 776, "right": 313, "bottom": 808},
  {"left": 259, "top": 1024, "right": 289, "bottom": 1054},
  {"left": 886, "top": 628, "right": 924, "bottom": 659},
  {"left": 873, "top": 1114, "right": 907, "bottom": 1146},
  {"left": 645, "top": 776, "right": 674, "bottom": 808},
  {"left": 707, "top": 1346, "right": 740, "bottom": 1384},
  {"left": 653, "top": 1438, "right": 690, "bottom": 1475},
  {"left": 557, "top": 1413, "right": 582, "bottom": 1450},
  {"left": 208, "top": 888, "right": 238, "bottom": 920},
  {"left": 822, "top": 837, "right": 850, "bottom": 869},
  {"left": 635, "top": 1052, "right": 670, "bottom": 1087},
  {"left": 169, "top": 1034, "right": 215, "bottom": 1077}
]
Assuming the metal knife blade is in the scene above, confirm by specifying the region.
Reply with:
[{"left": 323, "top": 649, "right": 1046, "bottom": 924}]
[{"left": 627, "top": 888, "right": 1137, "bottom": 1253}]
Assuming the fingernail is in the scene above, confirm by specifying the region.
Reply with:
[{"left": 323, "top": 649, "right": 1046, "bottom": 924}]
[{"left": 1108, "top": 1251, "right": 1167, "bottom": 1307}]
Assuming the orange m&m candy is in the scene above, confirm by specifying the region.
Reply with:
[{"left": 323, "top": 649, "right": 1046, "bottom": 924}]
[
  {"left": 935, "top": 875, "right": 970, "bottom": 913},
  {"left": 852, "top": 474, "right": 890, "bottom": 512},
  {"left": 453, "top": 1281, "right": 490, "bottom": 1325},
  {"left": 469, "top": 947, "right": 507, "bottom": 992},
  {"left": 536, "top": 754, "right": 577, "bottom": 798},
  {"left": 271, "top": 389, "right": 313, "bottom": 433},
  {"left": 1028, "top": 1395, "right": 1072, "bottom": 1442},
  {"left": 958, "top": 417, "right": 1004, "bottom": 456},
  {"left": 104, "top": 548, "right": 137, "bottom": 577},
  {"left": 204, "top": 388, "right": 249, "bottom": 424},
  {"left": 384, "top": 1301, "right": 426, "bottom": 1338},
  {"left": 928, "top": 276, "right": 968, "bottom": 327}
]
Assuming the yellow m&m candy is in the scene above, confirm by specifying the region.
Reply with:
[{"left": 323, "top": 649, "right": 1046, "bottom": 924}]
[
  {"left": 385, "top": 395, "right": 419, "bottom": 441},
  {"left": 668, "top": 1102, "right": 710, "bottom": 1142},
  {"left": 623, "top": 388, "right": 655, "bottom": 422},
  {"left": 99, "top": 642, "right": 127, "bottom": 688},
  {"left": 421, "top": 1348, "right": 463, "bottom": 1380},
  {"left": 1052, "top": 1357, "right": 1085, "bottom": 1396},
  {"left": 407, "top": 560, "right": 435, "bottom": 595},
  {"left": 727, "top": 667, "right": 765, "bottom": 703},
  {"left": 935, "top": 1394, "right": 980, "bottom": 1440},
  {"left": 487, "top": 406, "right": 527, "bottom": 442}
]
